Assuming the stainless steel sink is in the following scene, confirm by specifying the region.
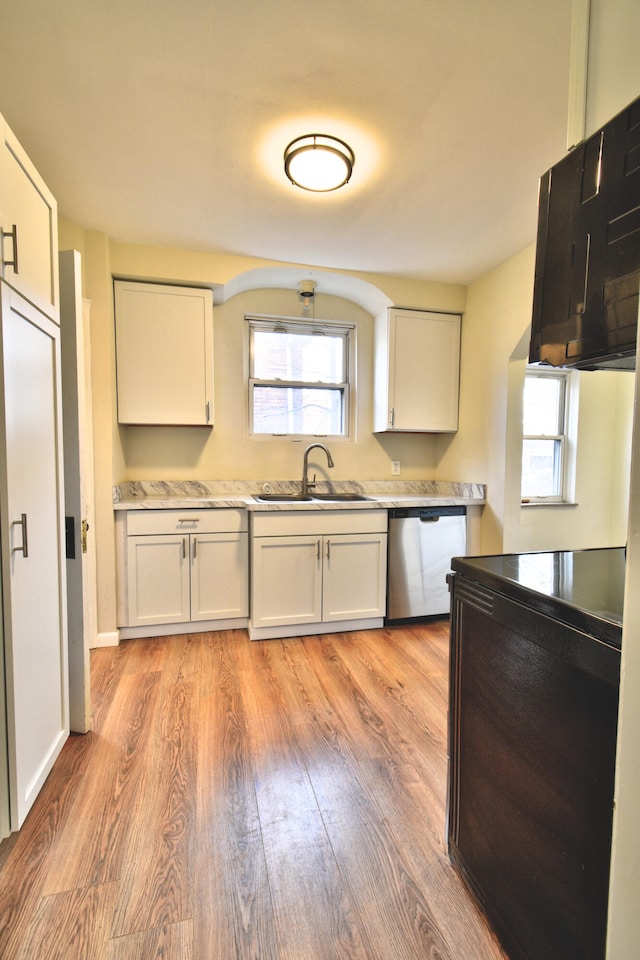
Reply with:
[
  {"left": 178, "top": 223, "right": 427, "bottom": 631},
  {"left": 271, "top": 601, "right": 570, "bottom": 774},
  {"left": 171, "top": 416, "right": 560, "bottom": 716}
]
[
  {"left": 253, "top": 493, "right": 314, "bottom": 502},
  {"left": 311, "top": 493, "right": 371, "bottom": 501}
]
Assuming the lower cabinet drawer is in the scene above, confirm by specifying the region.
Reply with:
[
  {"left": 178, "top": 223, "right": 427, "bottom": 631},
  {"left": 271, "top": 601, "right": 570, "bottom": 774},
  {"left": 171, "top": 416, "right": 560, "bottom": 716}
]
[{"left": 126, "top": 508, "right": 247, "bottom": 536}]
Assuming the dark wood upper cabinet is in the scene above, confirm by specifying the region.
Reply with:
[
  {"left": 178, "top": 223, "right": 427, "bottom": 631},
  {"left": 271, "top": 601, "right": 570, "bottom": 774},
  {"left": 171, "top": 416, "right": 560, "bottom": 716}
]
[{"left": 530, "top": 94, "right": 640, "bottom": 369}]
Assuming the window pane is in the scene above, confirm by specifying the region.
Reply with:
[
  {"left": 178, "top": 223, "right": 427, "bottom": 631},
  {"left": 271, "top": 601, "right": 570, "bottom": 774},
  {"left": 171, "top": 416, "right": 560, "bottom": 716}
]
[
  {"left": 253, "top": 330, "right": 344, "bottom": 383},
  {"left": 253, "top": 385, "right": 344, "bottom": 435},
  {"left": 521, "top": 438, "right": 561, "bottom": 497},
  {"left": 523, "top": 375, "right": 563, "bottom": 435}
]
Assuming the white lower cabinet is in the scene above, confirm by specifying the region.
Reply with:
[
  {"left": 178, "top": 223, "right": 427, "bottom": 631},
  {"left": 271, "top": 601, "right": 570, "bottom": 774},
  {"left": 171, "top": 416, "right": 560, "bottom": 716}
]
[
  {"left": 117, "top": 509, "right": 248, "bottom": 637},
  {"left": 249, "top": 510, "right": 388, "bottom": 640}
]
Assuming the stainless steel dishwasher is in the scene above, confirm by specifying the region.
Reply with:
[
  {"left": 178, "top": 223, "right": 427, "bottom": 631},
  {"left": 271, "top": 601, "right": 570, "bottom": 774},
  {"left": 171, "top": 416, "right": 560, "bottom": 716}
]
[{"left": 386, "top": 506, "right": 467, "bottom": 621}]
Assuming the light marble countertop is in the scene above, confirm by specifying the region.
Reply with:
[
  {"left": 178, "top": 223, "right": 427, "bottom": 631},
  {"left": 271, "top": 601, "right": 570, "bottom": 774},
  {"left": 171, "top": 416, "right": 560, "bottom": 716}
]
[{"left": 113, "top": 479, "right": 486, "bottom": 512}]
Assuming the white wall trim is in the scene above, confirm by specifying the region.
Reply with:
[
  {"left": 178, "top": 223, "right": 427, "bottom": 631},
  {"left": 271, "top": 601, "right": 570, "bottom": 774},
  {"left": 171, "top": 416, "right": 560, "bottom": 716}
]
[
  {"left": 91, "top": 631, "right": 119, "bottom": 649},
  {"left": 567, "top": 0, "right": 591, "bottom": 149}
]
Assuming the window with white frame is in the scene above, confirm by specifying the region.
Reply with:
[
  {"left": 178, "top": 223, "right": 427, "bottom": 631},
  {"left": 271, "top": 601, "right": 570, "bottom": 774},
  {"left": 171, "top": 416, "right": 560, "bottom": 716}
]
[
  {"left": 248, "top": 316, "right": 353, "bottom": 438},
  {"left": 521, "top": 367, "right": 577, "bottom": 503}
]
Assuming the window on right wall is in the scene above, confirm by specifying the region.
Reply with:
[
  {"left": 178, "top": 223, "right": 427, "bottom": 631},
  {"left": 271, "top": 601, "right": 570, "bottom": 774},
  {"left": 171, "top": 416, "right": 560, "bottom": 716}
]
[{"left": 521, "top": 367, "right": 579, "bottom": 504}]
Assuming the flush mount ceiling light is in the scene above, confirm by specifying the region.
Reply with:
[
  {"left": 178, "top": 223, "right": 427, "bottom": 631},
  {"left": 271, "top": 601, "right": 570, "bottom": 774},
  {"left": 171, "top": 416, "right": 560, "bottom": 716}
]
[{"left": 284, "top": 134, "right": 355, "bottom": 192}]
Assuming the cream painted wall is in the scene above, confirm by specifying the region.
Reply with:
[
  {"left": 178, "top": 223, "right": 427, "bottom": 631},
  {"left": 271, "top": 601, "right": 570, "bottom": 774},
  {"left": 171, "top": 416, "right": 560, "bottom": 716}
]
[
  {"left": 435, "top": 238, "right": 634, "bottom": 556},
  {"left": 108, "top": 241, "right": 466, "bottom": 317},
  {"left": 583, "top": 0, "right": 640, "bottom": 954},
  {"left": 119, "top": 286, "right": 441, "bottom": 483},
  {"left": 518, "top": 370, "right": 634, "bottom": 552},
  {"left": 435, "top": 245, "right": 537, "bottom": 553},
  {"left": 586, "top": 0, "right": 640, "bottom": 132},
  {"left": 61, "top": 222, "right": 467, "bottom": 638},
  {"left": 608, "top": 344, "right": 640, "bottom": 960}
]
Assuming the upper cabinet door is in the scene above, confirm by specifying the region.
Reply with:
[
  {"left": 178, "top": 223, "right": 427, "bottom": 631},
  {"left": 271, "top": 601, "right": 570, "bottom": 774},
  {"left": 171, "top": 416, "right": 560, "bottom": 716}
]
[
  {"left": 0, "top": 116, "right": 59, "bottom": 322},
  {"left": 530, "top": 94, "right": 640, "bottom": 369},
  {"left": 114, "top": 280, "right": 214, "bottom": 425},
  {"left": 374, "top": 308, "right": 461, "bottom": 433}
]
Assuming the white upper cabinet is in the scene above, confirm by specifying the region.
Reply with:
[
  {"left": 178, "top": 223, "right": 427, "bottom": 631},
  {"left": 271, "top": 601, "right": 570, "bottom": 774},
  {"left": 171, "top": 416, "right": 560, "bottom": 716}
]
[
  {"left": 114, "top": 280, "right": 214, "bottom": 425},
  {"left": 0, "top": 115, "right": 59, "bottom": 322},
  {"left": 373, "top": 308, "right": 461, "bottom": 433}
]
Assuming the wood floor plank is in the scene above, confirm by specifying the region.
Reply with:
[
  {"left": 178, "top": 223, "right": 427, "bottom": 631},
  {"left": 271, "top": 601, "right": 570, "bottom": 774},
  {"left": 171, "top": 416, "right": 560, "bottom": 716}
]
[
  {"left": 109, "top": 672, "right": 196, "bottom": 937},
  {"left": 237, "top": 636, "right": 373, "bottom": 960},
  {"left": 356, "top": 755, "right": 508, "bottom": 960},
  {"left": 121, "top": 634, "right": 170, "bottom": 676},
  {"left": 298, "top": 632, "right": 415, "bottom": 766},
  {"left": 41, "top": 670, "right": 161, "bottom": 894},
  {"left": 102, "top": 920, "right": 193, "bottom": 960},
  {"left": 90, "top": 644, "right": 128, "bottom": 735},
  {"left": 9, "top": 881, "right": 119, "bottom": 960},
  {"left": 0, "top": 623, "right": 512, "bottom": 960},
  {"left": 193, "top": 631, "right": 278, "bottom": 960},
  {"left": 0, "top": 732, "right": 95, "bottom": 959},
  {"left": 273, "top": 638, "right": 454, "bottom": 960},
  {"left": 326, "top": 629, "right": 449, "bottom": 798}
]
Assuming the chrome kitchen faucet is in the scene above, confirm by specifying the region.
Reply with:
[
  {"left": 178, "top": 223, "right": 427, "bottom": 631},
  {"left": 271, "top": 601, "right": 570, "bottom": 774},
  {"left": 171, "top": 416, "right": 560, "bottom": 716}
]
[{"left": 301, "top": 443, "right": 334, "bottom": 497}]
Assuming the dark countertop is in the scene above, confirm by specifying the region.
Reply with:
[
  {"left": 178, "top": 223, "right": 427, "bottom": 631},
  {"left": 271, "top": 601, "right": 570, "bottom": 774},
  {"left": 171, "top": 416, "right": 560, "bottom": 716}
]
[{"left": 451, "top": 547, "right": 625, "bottom": 649}]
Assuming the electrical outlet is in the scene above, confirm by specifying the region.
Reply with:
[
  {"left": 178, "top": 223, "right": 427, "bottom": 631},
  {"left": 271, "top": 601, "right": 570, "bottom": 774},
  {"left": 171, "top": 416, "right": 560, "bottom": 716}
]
[{"left": 391, "top": 460, "right": 400, "bottom": 476}]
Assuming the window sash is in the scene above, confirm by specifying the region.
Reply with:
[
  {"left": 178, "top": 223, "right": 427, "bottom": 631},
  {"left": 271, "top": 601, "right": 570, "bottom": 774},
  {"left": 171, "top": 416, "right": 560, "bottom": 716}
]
[
  {"left": 521, "top": 435, "right": 565, "bottom": 499},
  {"left": 250, "top": 382, "right": 347, "bottom": 436},
  {"left": 521, "top": 370, "right": 570, "bottom": 502},
  {"left": 247, "top": 316, "right": 353, "bottom": 438}
]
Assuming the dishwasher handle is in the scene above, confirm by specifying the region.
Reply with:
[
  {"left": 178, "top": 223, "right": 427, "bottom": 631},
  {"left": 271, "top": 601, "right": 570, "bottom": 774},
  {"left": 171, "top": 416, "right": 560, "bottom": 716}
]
[{"left": 389, "top": 506, "right": 466, "bottom": 522}]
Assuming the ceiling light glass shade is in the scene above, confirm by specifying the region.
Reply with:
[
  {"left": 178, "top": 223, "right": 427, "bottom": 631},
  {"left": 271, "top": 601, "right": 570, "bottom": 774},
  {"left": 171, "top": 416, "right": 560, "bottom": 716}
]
[{"left": 284, "top": 134, "right": 355, "bottom": 192}]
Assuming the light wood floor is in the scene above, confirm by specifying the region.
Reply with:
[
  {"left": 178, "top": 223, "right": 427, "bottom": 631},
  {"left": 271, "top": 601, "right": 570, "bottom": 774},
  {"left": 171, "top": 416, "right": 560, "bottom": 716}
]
[{"left": 0, "top": 624, "right": 507, "bottom": 960}]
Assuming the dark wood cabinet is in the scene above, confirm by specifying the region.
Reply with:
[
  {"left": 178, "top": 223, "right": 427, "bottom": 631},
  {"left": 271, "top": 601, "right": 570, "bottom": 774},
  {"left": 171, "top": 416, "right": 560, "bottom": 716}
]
[
  {"left": 447, "top": 569, "right": 620, "bottom": 960},
  {"left": 530, "top": 94, "right": 640, "bottom": 369}
]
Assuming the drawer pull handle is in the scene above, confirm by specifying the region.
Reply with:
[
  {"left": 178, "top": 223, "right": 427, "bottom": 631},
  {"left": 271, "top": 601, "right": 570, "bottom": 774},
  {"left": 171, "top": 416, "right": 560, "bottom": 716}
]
[{"left": 13, "top": 513, "right": 28, "bottom": 557}]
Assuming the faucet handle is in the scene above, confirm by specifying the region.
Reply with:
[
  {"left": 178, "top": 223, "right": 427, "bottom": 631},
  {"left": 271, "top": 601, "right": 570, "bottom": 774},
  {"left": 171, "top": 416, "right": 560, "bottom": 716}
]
[{"left": 307, "top": 472, "right": 317, "bottom": 489}]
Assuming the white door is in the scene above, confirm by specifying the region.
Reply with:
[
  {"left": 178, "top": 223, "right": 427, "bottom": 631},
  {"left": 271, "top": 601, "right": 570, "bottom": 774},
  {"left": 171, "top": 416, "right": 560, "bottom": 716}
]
[
  {"left": 0, "top": 284, "right": 68, "bottom": 830},
  {"left": 60, "top": 250, "right": 96, "bottom": 733},
  {"left": 322, "top": 533, "right": 388, "bottom": 621},
  {"left": 191, "top": 531, "right": 248, "bottom": 621}
]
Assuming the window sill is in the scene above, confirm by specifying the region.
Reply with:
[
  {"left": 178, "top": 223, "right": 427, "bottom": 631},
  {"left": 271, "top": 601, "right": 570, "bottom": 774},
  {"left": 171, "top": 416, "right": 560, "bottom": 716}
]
[{"left": 521, "top": 499, "right": 578, "bottom": 508}]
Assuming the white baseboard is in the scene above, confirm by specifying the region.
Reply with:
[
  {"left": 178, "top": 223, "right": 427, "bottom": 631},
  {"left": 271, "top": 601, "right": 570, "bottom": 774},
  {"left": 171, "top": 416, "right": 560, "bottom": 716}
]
[
  {"left": 247, "top": 617, "right": 383, "bottom": 641},
  {"left": 90, "top": 631, "right": 120, "bottom": 649},
  {"left": 118, "top": 618, "right": 249, "bottom": 641}
]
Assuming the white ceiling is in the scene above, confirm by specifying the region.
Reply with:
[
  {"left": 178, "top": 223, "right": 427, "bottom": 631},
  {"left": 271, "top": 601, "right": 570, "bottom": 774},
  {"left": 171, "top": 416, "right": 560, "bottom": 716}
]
[{"left": 0, "top": 0, "right": 572, "bottom": 285}]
